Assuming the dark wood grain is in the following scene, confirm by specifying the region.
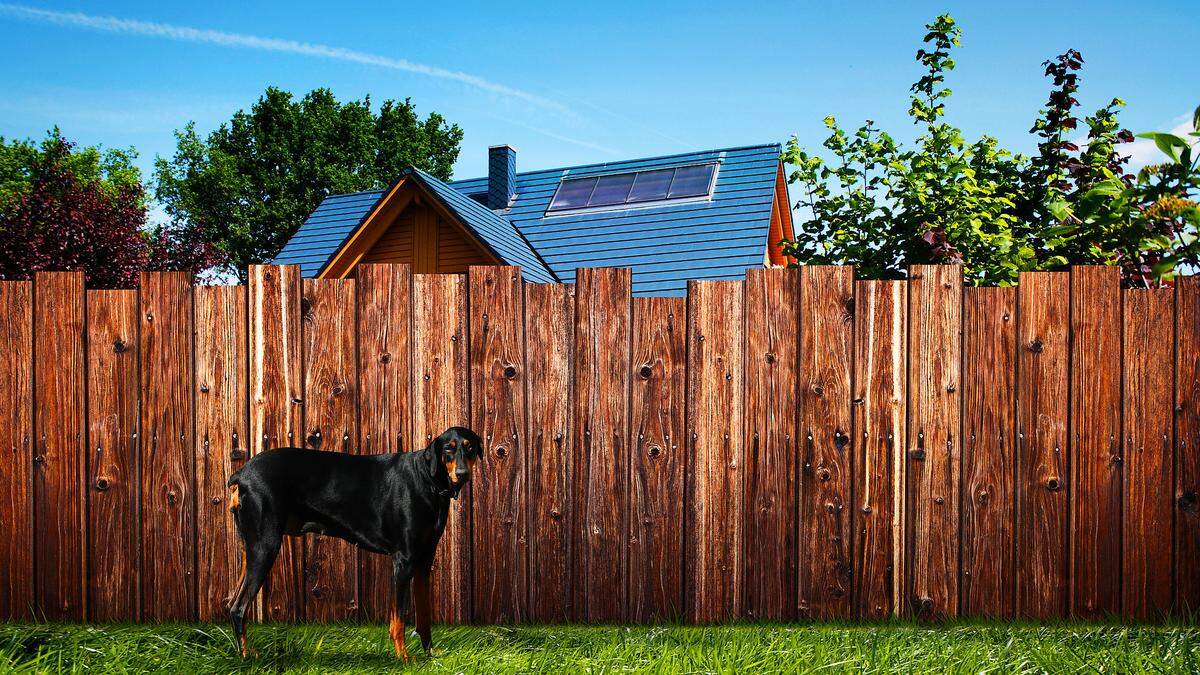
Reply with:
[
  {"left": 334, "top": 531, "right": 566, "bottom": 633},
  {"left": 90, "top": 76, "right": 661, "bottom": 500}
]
[
  {"left": 1122, "top": 288, "right": 1174, "bottom": 620},
  {"left": 86, "top": 290, "right": 139, "bottom": 621},
  {"left": 572, "top": 268, "right": 632, "bottom": 622},
  {"left": 0, "top": 281, "right": 33, "bottom": 620},
  {"left": 301, "top": 278, "right": 359, "bottom": 621},
  {"left": 469, "top": 266, "right": 527, "bottom": 624},
  {"left": 139, "top": 272, "right": 196, "bottom": 621},
  {"left": 524, "top": 282, "right": 574, "bottom": 623},
  {"left": 1015, "top": 272, "right": 1069, "bottom": 619},
  {"left": 33, "top": 272, "right": 86, "bottom": 620},
  {"left": 195, "top": 285, "right": 249, "bottom": 622},
  {"left": 1069, "top": 265, "right": 1122, "bottom": 619},
  {"left": 249, "top": 265, "right": 305, "bottom": 622},
  {"left": 906, "top": 265, "right": 962, "bottom": 620},
  {"left": 1177, "top": 277, "right": 1200, "bottom": 615},
  {"left": 852, "top": 281, "right": 906, "bottom": 619},
  {"left": 960, "top": 286, "right": 1016, "bottom": 618},
  {"left": 686, "top": 280, "right": 744, "bottom": 622},
  {"left": 629, "top": 295, "right": 686, "bottom": 622},
  {"left": 354, "top": 264, "right": 413, "bottom": 621},
  {"left": 412, "top": 273, "right": 470, "bottom": 624},
  {"left": 798, "top": 266, "right": 854, "bottom": 619}
]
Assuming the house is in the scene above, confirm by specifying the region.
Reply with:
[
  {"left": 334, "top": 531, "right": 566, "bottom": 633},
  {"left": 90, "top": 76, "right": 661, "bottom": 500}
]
[{"left": 273, "top": 143, "right": 794, "bottom": 295}]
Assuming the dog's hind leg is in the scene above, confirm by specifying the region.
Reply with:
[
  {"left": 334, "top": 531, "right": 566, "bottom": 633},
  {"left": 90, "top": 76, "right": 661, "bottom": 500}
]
[
  {"left": 389, "top": 555, "right": 414, "bottom": 662},
  {"left": 229, "top": 489, "right": 282, "bottom": 659},
  {"left": 412, "top": 570, "right": 432, "bottom": 654}
]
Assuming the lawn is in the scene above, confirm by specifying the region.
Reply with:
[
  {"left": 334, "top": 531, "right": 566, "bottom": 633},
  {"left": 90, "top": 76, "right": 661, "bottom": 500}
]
[{"left": 1, "top": 621, "right": 1197, "bottom": 673}]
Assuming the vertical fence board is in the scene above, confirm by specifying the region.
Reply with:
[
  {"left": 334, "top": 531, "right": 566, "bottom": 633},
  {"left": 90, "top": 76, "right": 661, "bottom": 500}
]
[
  {"left": 87, "top": 290, "right": 139, "bottom": 621},
  {"left": 249, "top": 265, "right": 304, "bottom": 622},
  {"left": 1178, "top": 277, "right": 1200, "bottom": 614},
  {"left": 630, "top": 296, "right": 686, "bottom": 622},
  {"left": 572, "top": 268, "right": 632, "bottom": 622},
  {"left": 301, "top": 279, "right": 359, "bottom": 621},
  {"left": 34, "top": 272, "right": 86, "bottom": 620},
  {"left": 852, "top": 281, "right": 906, "bottom": 619},
  {"left": 195, "top": 285, "right": 249, "bottom": 622},
  {"left": 961, "top": 287, "right": 1016, "bottom": 617},
  {"left": 906, "top": 265, "right": 961, "bottom": 620},
  {"left": 139, "top": 272, "right": 196, "bottom": 621},
  {"left": 1122, "top": 289, "right": 1174, "bottom": 620},
  {"left": 686, "top": 280, "right": 744, "bottom": 622},
  {"left": 0, "top": 282, "right": 33, "bottom": 620},
  {"left": 412, "top": 273, "right": 470, "bottom": 623},
  {"left": 798, "top": 266, "right": 854, "bottom": 618},
  {"left": 525, "top": 283, "right": 574, "bottom": 622},
  {"left": 743, "top": 269, "right": 798, "bottom": 620},
  {"left": 1070, "top": 266, "right": 1122, "bottom": 618},
  {"left": 469, "top": 266, "right": 527, "bottom": 623},
  {"left": 355, "top": 264, "right": 413, "bottom": 621},
  {"left": 1016, "top": 272, "right": 1069, "bottom": 619}
]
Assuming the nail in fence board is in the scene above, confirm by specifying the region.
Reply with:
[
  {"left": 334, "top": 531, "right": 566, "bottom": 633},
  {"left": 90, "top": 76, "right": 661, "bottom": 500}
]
[
  {"left": 1178, "top": 277, "right": 1200, "bottom": 614},
  {"left": 412, "top": 273, "right": 470, "bottom": 623},
  {"left": 1070, "top": 265, "right": 1122, "bottom": 618},
  {"left": 1015, "top": 272, "right": 1069, "bottom": 619},
  {"left": 301, "top": 279, "right": 359, "bottom": 621},
  {"left": 195, "top": 285, "right": 249, "bottom": 622},
  {"left": 686, "top": 280, "right": 744, "bottom": 622},
  {"left": 524, "top": 283, "right": 574, "bottom": 622},
  {"left": 87, "top": 290, "right": 139, "bottom": 621},
  {"left": 798, "top": 266, "right": 854, "bottom": 619},
  {"left": 629, "top": 296, "right": 686, "bottom": 622},
  {"left": 34, "top": 272, "right": 86, "bottom": 620},
  {"left": 960, "top": 286, "right": 1016, "bottom": 617},
  {"left": 355, "top": 264, "right": 413, "bottom": 621},
  {"left": 852, "top": 281, "right": 906, "bottom": 619},
  {"left": 572, "top": 268, "right": 632, "bottom": 622},
  {"left": 906, "top": 265, "right": 962, "bottom": 620},
  {"left": 139, "top": 272, "right": 196, "bottom": 620},
  {"left": 469, "top": 266, "right": 527, "bottom": 623},
  {"left": 0, "top": 281, "right": 33, "bottom": 620},
  {"left": 249, "top": 265, "right": 304, "bottom": 622},
  {"left": 1122, "top": 289, "right": 1174, "bottom": 620}
]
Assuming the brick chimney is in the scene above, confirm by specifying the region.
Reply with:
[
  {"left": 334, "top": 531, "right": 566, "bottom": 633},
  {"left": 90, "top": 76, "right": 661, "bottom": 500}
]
[{"left": 487, "top": 145, "right": 516, "bottom": 210}]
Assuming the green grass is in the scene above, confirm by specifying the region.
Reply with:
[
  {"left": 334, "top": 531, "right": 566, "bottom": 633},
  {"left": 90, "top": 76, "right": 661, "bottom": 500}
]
[{"left": 0, "top": 621, "right": 1197, "bottom": 674}]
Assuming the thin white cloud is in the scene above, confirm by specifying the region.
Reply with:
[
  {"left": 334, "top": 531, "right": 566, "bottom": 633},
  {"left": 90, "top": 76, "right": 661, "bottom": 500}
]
[
  {"left": 0, "top": 3, "right": 567, "bottom": 114},
  {"left": 1119, "top": 113, "right": 1196, "bottom": 169}
]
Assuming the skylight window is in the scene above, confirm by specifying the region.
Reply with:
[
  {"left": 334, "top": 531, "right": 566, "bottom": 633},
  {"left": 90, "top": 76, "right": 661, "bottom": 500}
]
[{"left": 547, "top": 163, "right": 716, "bottom": 212}]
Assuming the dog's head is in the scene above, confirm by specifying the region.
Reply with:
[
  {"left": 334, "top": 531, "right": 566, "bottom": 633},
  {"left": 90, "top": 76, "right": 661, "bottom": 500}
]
[{"left": 431, "top": 426, "right": 482, "bottom": 493}]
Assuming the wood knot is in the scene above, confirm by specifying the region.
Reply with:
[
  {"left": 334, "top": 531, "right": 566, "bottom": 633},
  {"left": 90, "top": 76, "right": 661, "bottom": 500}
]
[
  {"left": 112, "top": 340, "right": 127, "bottom": 353},
  {"left": 1046, "top": 477, "right": 1062, "bottom": 491},
  {"left": 230, "top": 449, "right": 246, "bottom": 461},
  {"left": 94, "top": 478, "right": 109, "bottom": 491},
  {"left": 639, "top": 365, "right": 653, "bottom": 379},
  {"left": 1027, "top": 339, "right": 1044, "bottom": 354},
  {"left": 380, "top": 352, "right": 391, "bottom": 364},
  {"left": 503, "top": 365, "right": 518, "bottom": 379},
  {"left": 199, "top": 383, "right": 210, "bottom": 394},
  {"left": 332, "top": 384, "right": 345, "bottom": 396},
  {"left": 909, "top": 448, "right": 926, "bottom": 461},
  {"left": 166, "top": 491, "right": 177, "bottom": 504},
  {"left": 496, "top": 446, "right": 508, "bottom": 458},
  {"left": 933, "top": 496, "right": 944, "bottom": 505},
  {"left": 765, "top": 353, "right": 776, "bottom": 364},
  {"left": 1179, "top": 491, "right": 1198, "bottom": 513},
  {"left": 648, "top": 445, "right": 662, "bottom": 458},
  {"left": 549, "top": 509, "right": 561, "bottom": 519},
  {"left": 811, "top": 384, "right": 824, "bottom": 397}
]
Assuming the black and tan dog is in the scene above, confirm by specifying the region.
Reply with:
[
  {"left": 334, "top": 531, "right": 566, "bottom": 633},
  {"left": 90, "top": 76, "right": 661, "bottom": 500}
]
[{"left": 225, "top": 426, "right": 481, "bottom": 661}]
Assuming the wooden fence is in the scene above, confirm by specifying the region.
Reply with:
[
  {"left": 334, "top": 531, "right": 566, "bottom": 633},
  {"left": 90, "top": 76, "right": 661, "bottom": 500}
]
[{"left": 0, "top": 263, "right": 1197, "bottom": 624}]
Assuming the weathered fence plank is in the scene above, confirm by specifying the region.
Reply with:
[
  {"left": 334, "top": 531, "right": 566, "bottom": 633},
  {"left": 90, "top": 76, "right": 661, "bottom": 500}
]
[
  {"left": 0, "top": 281, "right": 33, "bottom": 620},
  {"left": 195, "top": 285, "right": 249, "bottom": 622},
  {"left": 1070, "top": 265, "right": 1122, "bottom": 619},
  {"left": 1015, "top": 272, "right": 1069, "bottom": 619},
  {"left": 852, "top": 280, "right": 906, "bottom": 619},
  {"left": 906, "top": 264, "right": 961, "bottom": 620},
  {"left": 301, "top": 278, "right": 359, "bottom": 621},
  {"left": 355, "top": 264, "right": 413, "bottom": 621},
  {"left": 86, "top": 290, "right": 139, "bottom": 621},
  {"left": 412, "top": 273, "right": 470, "bottom": 623},
  {"left": 249, "top": 265, "right": 304, "bottom": 622},
  {"left": 961, "top": 286, "right": 1015, "bottom": 617},
  {"left": 524, "top": 283, "right": 574, "bottom": 622},
  {"left": 139, "top": 272, "right": 196, "bottom": 621},
  {"left": 1122, "top": 289, "right": 1174, "bottom": 620},
  {"left": 469, "top": 266, "right": 527, "bottom": 624},
  {"left": 1178, "top": 277, "right": 1200, "bottom": 614},
  {"left": 799, "top": 266, "right": 854, "bottom": 619},
  {"left": 572, "top": 268, "right": 632, "bottom": 622},
  {"left": 629, "top": 295, "right": 686, "bottom": 622},
  {"left": 34, "top": 272, "right": 86, "bottom": 620},
  {"left": 686, "top": 280, "right": 744, "bottom": 622}
]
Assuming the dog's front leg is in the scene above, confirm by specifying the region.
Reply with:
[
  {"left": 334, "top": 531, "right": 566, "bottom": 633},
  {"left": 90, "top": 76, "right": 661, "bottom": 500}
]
[
  {"left": 413, "top": 570, "right": 432, "bottom": 653},
  {"left": 389, "top": 554, "right": 414, "bottom": 662}
]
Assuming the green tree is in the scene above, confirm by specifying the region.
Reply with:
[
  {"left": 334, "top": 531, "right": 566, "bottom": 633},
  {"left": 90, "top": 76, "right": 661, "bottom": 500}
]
[
  {"left": 1, "top": 127, "right": 141, "bottom": 204},
  {"left": 154, "top": 87, "right": 464, "bottom": 280}
]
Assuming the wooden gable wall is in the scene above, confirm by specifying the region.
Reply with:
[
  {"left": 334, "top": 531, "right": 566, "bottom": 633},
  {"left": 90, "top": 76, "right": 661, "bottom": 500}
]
[{"left": 359, "top": 201, "right": 497, "bottom": 274}]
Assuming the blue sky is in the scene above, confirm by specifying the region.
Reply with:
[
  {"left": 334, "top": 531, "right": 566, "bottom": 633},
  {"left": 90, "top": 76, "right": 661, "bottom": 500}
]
[{"left": 0, "top": 0, "right": 1196, "bottom": 195}]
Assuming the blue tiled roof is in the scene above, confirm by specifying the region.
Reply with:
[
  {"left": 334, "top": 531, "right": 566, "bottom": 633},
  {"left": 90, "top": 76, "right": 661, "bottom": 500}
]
[{"left": 274, "top": 143, "right": 783, "bottom": 295}]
